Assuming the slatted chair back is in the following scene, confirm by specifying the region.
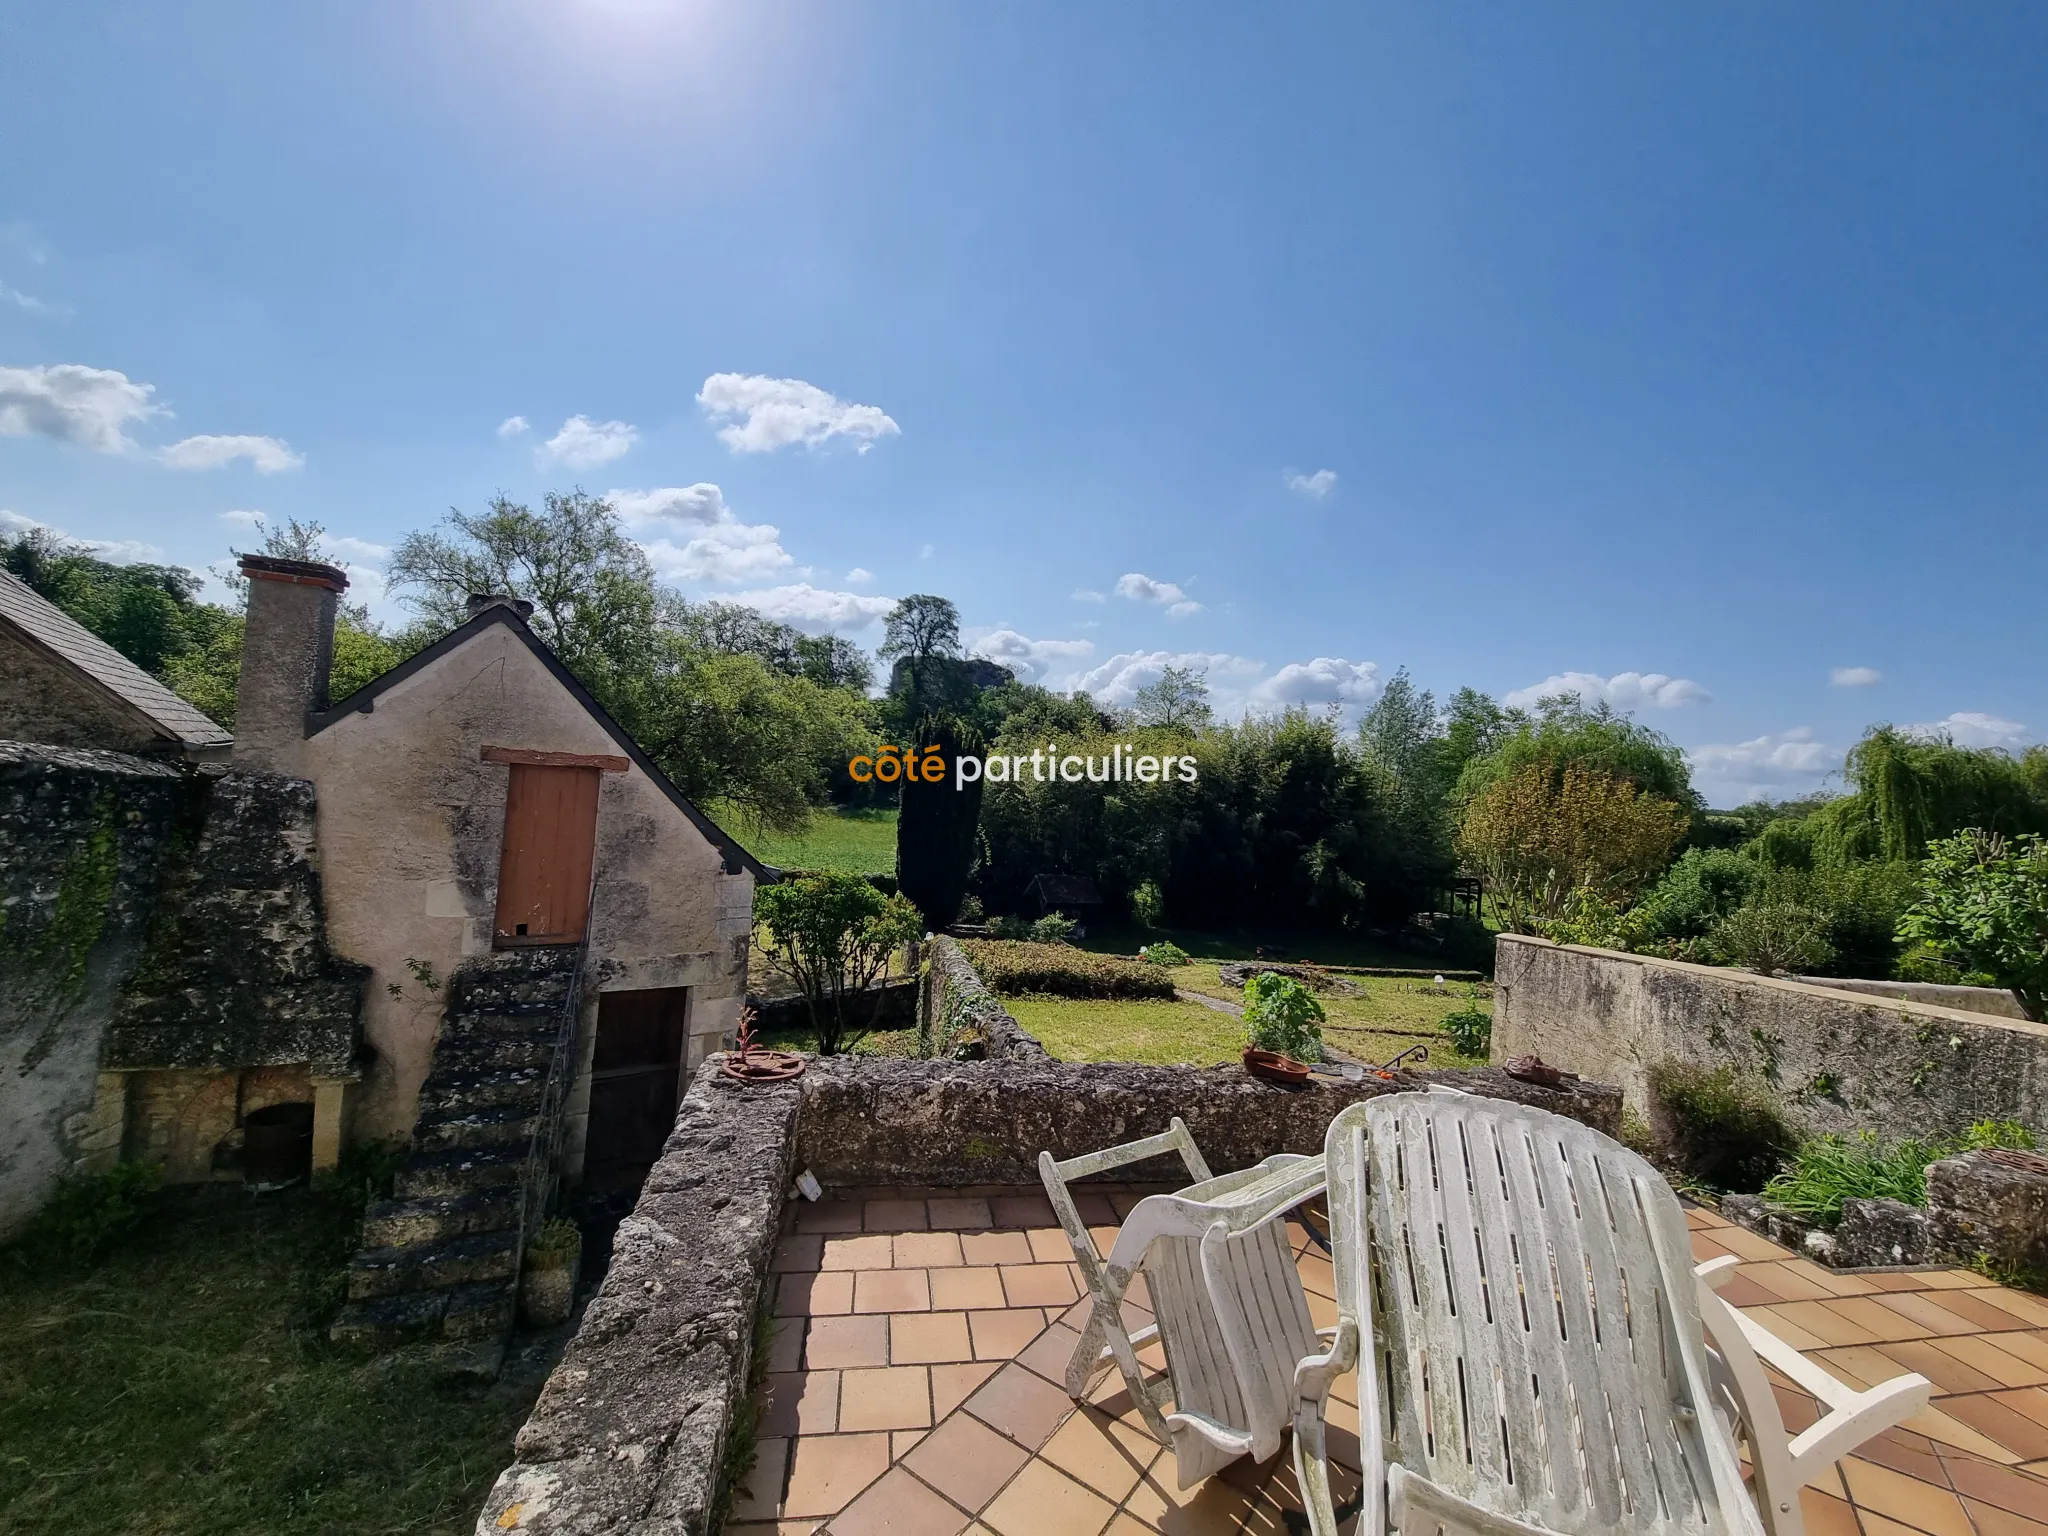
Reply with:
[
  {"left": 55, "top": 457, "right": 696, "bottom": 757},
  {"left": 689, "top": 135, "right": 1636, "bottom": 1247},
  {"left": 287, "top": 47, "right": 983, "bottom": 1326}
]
[{"left": 1328, "top": 1092, "right": 1760, "bottom": 1536}]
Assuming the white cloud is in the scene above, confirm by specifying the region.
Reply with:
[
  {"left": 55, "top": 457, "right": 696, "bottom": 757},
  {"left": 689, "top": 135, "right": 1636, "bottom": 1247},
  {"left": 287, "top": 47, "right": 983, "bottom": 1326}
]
[
  {"left": 497, "top": 414, "right": 530, "bottom": 438},
  {"left": 320, "top": 534, "right": 391, "bottom": 564},
  {"left": 218, "top": 508, "right": 266, "bottom": 527},
  {"left": 541, "top": 414, "right": 637, "bottom": 468},
  {"left": 1072, "top": 588, "right": 1106, "bottom": 603},
  {"left": 1, "top": 278, "right": 63, "bottom": 317},
  {"left": 608, "top": 483, "right": 730, "bottom": 530},
  {"left": 845, "top": 567, "right": 874, "bottom": 585},
  {"left": 730, "top": 582, "right": 898, "bottom": 635},
  {"left": 0, "top": 508, "right": 163, "bottom": 564},
  {"left": 1069, "top": 650, "right": 1265, "bottom": 709},
  {"left": 919, "top": 543, "right": 935, "bottom": 559},
  {"left": 1115, "top": 571, "right": 1204, "bottom": 617},
  {"left": 1252, "top": 658, "right": 1383, "bottom": 712},
  {"left": 607, "top": 483, "right": 795, "bottom": 585},
  {"left": 0, "top": 363, "right": 161, "bottom": 453},
  {"left": 1830, "top": 666, "right": 1882, "bottom": 688},
  {"left": 1504, "top": 670, "right": 1710, "bottom": 711},
  {"left": 969, "top": 629, "right": 1096, "bottom": 686},
  {"left": 159, "top": 433, "right": 303, "bottom": 473},
  {"left": 1285, "top": 469, "right": 1338, "bottom": 500},
  {"left": 1905, "top": 712, "right": 2032, "bottom": 750},
  {"left": 697, "top": 372, "right": 901, "bottom": 454},
  {"left": 1687, "top": 728, "right": 1843, "bottom": 806}
]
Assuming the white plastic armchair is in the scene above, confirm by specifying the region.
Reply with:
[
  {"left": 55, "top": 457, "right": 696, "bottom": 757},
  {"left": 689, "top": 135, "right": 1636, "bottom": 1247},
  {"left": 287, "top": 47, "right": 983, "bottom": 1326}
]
[
  {"left": 1040, "top": 1117, "right": 1328, "bottom": 1488},
  {"left": 1293, "top": 1092, "right": 1931, "bottom": 1536}
]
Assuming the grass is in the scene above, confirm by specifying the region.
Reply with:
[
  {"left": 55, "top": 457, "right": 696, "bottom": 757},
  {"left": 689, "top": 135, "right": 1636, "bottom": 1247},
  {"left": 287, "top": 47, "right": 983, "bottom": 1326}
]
[
  {"left": 1078, "top": 921, "right": 1433, "bottom": 969},
  {"left": 1006, "top": 963, "right": 1493, "bottom": 1071},
  {"left": 728, "top": 806, "right": 897, "bottom": 874},
  {"left": 0, "top": 1183, "right": 539, "bottom": 1535}
]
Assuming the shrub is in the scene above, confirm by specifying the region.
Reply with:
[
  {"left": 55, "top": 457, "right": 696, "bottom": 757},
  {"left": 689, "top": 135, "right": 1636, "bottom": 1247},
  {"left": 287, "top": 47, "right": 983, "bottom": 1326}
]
[
  {"left": 1242, "top": 972, "right": 1325, "bottom": 1062},
  {"left": 1029, "top": 912, "right": 1078, "bottom": 946},
  {"left": 1647, "top": 1062, "right": 1800, "bottom": 1192},
  {"left": 957, "top": 894, "right": 985, "bottom": 924},
  {"left": 1898, "top": 830, "right": 2048, "bottom": 1021},
  {"left": 1440, "top": 987, "right": 1492, "bottom": 1057},
  {"left": 14, "top": 1161, "right": 163, "bottom": 1261},
  {"left": 1141, "top": 940, "right": 1190, "bottom": 968},
  {"left": 960, "top": 939, "right": 1176, "bottom": 1000},
  {"left": 1764, "top": 1120, "right": 2036, "bottom": 1222},
  {"left": 527, "top": 1216, "right": 583, "bottom": 1261},
  {"left": 1131, "top": 880, "right": 1166, "bottom": 929},
  {"left": 1709, "top": 902, "right": 1835, "bottom": 975},
  {"left": 755, "top": 871, "right": 924, "bottom": 1054},
  {"left": 990, "top": 914, "right": 1032, "bottom": 941}
]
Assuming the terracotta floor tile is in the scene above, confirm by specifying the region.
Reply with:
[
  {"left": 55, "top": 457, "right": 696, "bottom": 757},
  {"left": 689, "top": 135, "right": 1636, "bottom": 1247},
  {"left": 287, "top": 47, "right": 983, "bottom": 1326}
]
[
  {"left": 1934, "top": 1335, "right": 2048, "bottom": 1389},
  {"left": 1842, "top": 1456, "right": 1977, "bottom": 1536},
  {"left": 855, "top": 1268, "right": 932, "bottom": 1314},
  {"left": 1002, "top": 1263, "right": 1081, "bottom": 1307},
  {"left": 1798, "top": 1486, "right": 1861, "bottom": 1536},
  {"left": 1039, "top": 1406, "right": 1158, "bottom": 1503},
  {"left": 761, "top": 1370, "right": 839, "bottom": 1437},
  {"left": 931, "top": 1361, "right": 1001, "bottom": 1420},
  {"left": 892, "top": 1312, "right": 975, "bottom": 1365},
  {"left": 1979, "top": 1291, "right": 2048, "bottom": 1328},
  {"left": 902, "top": 1411, "right": 1033, "bottom": 1512},
  {"left": 966, "top": 1361, "right": 1079, "bottom": 1450},
  {"left": 1877, "top": 1338, "right": 2005, "bottom": 1395},
  {"left": 2023, "top": 1460, "right": 2048, "bottom": 1479},
  {"left": 782, "top": 1432, "right": 893, "bottom": 1519},
  {"left": 1875, "top": 1292, "right": 1987, "bottom": 1339},
  {"left": 980, "top": 1457, "right": 1116, "bottom": 1536},
  {"left": 1740, "top": 1261, "right": 1841, "bottom": 1303},
  {"left": 1864, "top": 1271, "right": 1935, "bottom": 1293},
  {"left": 774, "top": 1235, "right": 825, "bottom": 1273},
  {"left": 1861, "top": 1514, "right": 1944, "bottom": 1536},
  {"left": 1962, "top": 1497, "right": 2048, "bottom": 1536},
  {"left": 970, "top": 1308, "right": 1050, "bottom": 1361},
  {"left": 1920, "top": 1269, "right": 2000, "bottom": 1289},
  {"left": 839, "top": 1365, "right": 933, "bottom": 1432},
  {"left": 722, "top": 1522, "right": 819, "bottom": 1535},
  {"left": 1923, "top": 1291, "right": 2043, "bottom": 1336},
  {"left": 1072, "top": 1192, "right": 1119, "bottom": 1227},
  {"left": 1944, "top": 1454, "right": 2048, "bottom": 1518},
  {"left": 1828, "top": 1296, "right": 1937, "bottom": 1342},
  {"left": 796, "top": 1201, "right": 865, "bottom": 1234},
  {"left": 929, "top": 1198, "right": 996, "bottom": 1231},
  {"left": 1811, "top": 1345, "right": 1900, "bottom": 1391},
  {"left": 1848, "top": 1426, "right": 1949, "bottom": 1486},
  {"left": 778, "top": 1271, "right": 855, "bottom": 1318},
  {"left": 1121, "top": 1459, "right": 1257, "bottom": 1534},
  {"left": 1028, "top": 1227, "right": 1077, "bottom": 1264},
  {"left": 2000, "top": 1333, "right": 2048, "bottom": 1371},
  {"left": 961, "top": 1231, "right": 1035, "bottom": 1266},
  {"left": 1940, "top": 1394, "right": 2048, "bottom": 1462},
  {"left": 807, "top": 1314, "right": 893, "bottom": 1370},
  {"left": 864, "top": 1198, "right": 930, "bottom": 1232},
  {"left": 932, "top": 1267, "right": 1009, "bottom": 1312},
  {"left": 1760, "top": 1301, "right": 1884, "bottom": 1348},
  {"left": 730, "top": 1435, "right": 791, "bottom": 1523},
  {"left": 823, "top": 1234, "right": 897, "bottom": 1272},
  {"left": 990, "top": 1193, "right": 1058, "bottom": 1228},
  {"left": 1711, "top": 1273, "right": 1786, "bottom": 1309},
  {"left": 1712, "top": 1225, "right": 1799, "bottom": 1262},
  {"left": 1015, "top": 1322, "right": 1085, "bottom": 1385},
  {"left": 1781, "top": 1257, "right": 1878, "bottom": 1296},
  {"left": 829, "top": 1466, "right": 969, "bottom": 1536},
  {"left": 896, "top": 1232, "right": 966, "bottom": 1269},
  {"left": 1997, "top": 1388, "right": 2048, "bottom": 1429},
  {"left": 1900, "top": 1405, "right": 2024, "bottom": 1463},
  {"left": 1297, "top": 1250, "right": 1336, "bottom": 1301},
  {"left": 766, "top": 1319, "right": 806, "bottom": 1374}
]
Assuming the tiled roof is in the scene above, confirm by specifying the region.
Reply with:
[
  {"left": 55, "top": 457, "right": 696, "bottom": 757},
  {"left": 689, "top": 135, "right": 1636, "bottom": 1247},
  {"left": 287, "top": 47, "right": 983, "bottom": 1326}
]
[{"left": 0, "top": 568, "right": 233, "bottom": 749}]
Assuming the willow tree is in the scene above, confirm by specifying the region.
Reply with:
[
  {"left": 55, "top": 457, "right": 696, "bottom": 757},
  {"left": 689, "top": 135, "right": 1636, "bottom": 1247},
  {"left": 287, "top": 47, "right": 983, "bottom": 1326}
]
[{"left": 1811, "top": 727, "right": 2048, "bottom": 864}]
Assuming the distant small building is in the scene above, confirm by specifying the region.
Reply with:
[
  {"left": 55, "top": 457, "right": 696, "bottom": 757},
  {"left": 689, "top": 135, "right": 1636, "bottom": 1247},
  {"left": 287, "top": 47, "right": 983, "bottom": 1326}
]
[
  {"left": 1024, "top": 872, "right": 1103, "bottom": 918},
  {"left": 0, "top": 568, "right": 232, "bottom": 760}
]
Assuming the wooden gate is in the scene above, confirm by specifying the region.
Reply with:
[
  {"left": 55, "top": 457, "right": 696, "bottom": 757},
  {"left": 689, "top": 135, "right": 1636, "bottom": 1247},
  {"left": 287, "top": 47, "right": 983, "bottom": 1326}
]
[{"left": 583, "top": 986, "right": 690, "bottom": 1187}]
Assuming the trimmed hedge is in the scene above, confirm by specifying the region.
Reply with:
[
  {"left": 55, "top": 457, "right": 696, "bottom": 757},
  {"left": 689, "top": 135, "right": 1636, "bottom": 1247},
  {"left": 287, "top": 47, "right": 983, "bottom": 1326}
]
[{"left": 959, "top": 939, "right": 1178, "bottom": 1001}]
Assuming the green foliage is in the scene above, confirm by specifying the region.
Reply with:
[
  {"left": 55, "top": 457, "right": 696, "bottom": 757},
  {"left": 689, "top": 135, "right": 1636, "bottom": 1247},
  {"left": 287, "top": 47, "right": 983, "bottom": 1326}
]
[
  {"left": 1898, "top": 830, "right": 2048, "bottom": 1020},
  {"left": 1028, "top": 912, "right": 1077, "bottom": 945},
  {"left": 1709, "top": 902, "right": 1836, "bottom": 975},
  {"left": 755, "top": 873, "right": 923, "bottom": 1054},
  {"left": 1455, "top": 696, "right": 1700, "bottom": 811},
  {"left": 526, "top": 1216, "right": 582, "bottom": 1261},
  {"left": 990, "top": 913, "right": 1033, "bottom": 941},
  {"left": 1130, "top": 664, "right": 1212, "bottom": 731},
  {"left": 1801, "top": 727, "right": 2048, "bottom": 866},
  {"left": 1764, "top": 1121, "right": 2035, "bottom": 1222},
  {"left": 1141, "top": 940, "right": 1190, "bottom": 967},
  {"left": 896, "top": 716, "right": 985, "bottom": 929},
  {"left": 1647, "top": 1063, "right": 1800, "bottom": 1192},
  {"left": 1241, "top": 972, "right": 1326, "bottom": 1062},
  {"left": 960, "top": 938, "right": 1177, "bottom": 1000},
  {"left": 1632, "top": 847, "right": 1759, "bottom": 945},
  {"left": 1440, "top": 987, "right": 1492, "bottom": 1057},
  {"left": 13, "top": 1162, "right": 163, "bottom": 1262},
  {"left": 1538, "top": 886, "right": 1653, "bottom": 952},
  {"left": 1131, "top": 879, "right": 1167, "bottom": 930}
]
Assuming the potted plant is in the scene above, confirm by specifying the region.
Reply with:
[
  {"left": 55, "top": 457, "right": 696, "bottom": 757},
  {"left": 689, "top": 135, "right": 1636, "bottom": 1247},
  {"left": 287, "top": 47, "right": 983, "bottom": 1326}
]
[
  {"left": 1241, "top": 973, "right": 1325, "bottom": 1085},
  {"left": 519, "top": 1216, "right": 583, "bottom": 1328}
]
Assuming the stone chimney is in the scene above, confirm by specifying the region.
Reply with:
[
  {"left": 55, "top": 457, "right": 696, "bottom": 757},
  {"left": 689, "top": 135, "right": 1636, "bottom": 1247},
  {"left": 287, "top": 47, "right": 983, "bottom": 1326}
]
[
  {"left": 233, "top": 555, "right": 348, "bottom": 775},
  {"left": 466, "top": 593, "right": 536, "bottom": 621}
]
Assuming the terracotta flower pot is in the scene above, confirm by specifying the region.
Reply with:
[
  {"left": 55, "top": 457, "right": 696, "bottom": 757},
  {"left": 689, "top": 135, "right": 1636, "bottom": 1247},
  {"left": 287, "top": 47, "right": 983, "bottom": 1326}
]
[{"left": 1242, "top": 1046, "right": 1312, "bottom": 1086}]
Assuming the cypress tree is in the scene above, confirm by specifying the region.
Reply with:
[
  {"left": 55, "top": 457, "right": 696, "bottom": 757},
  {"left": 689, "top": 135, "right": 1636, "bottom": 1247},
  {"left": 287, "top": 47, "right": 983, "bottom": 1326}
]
[{"left": 896, "top": 715, "right": 983, "bottom": 931}]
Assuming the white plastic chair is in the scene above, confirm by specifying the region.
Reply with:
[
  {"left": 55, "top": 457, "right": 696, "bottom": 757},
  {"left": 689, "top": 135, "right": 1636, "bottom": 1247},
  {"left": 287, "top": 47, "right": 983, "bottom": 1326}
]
[
  {"left": 1294, "top": 1092, "right": 1931, "bottom": 1536},
  {"left": 1040, "top": 1117, "right": 1328, "bottom": 1488}
]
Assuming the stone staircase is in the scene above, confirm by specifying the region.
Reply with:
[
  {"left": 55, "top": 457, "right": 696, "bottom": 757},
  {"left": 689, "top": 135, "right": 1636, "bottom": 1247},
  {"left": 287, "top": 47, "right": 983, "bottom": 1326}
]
[{"left": 330, "top": 944, "right": 585, "bottom": 1352}]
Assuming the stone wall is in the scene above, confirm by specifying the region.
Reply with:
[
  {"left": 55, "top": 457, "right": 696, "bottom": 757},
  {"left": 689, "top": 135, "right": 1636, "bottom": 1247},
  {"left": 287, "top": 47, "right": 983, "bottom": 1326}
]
[
  {"left": 1494, "top": 935, "right": 2048, "bottom": 1139},
  {"left": 1786, "top": 975, "right": 2029, "bottom": 1022},
  {"left": 0, "top": 743, "right": 190, "bottom": 1237},
  {"left": 0, "top": 625, "right": 168, "bottom": 756},
  {"left": 917, "top": 935, "right": 1048, "bottom": 1060}
]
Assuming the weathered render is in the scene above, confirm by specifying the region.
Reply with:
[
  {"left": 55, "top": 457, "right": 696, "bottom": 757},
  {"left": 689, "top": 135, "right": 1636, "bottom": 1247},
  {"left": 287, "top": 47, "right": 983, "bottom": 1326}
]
[{"left": 1494, "top": 935, "right": 2048, "bottom": 1138}]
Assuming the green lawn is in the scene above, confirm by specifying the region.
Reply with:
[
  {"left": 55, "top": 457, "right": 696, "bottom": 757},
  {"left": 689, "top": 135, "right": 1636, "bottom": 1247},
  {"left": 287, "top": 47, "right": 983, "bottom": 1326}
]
[
  {"left": 729, "top": 807, "right": 897, "bottom": 874},
  {"left": 1005, "top": 964, "right": 1493, "bottom": 1072},
  {"left": 1077, "top": 921, "right": 1476, "bottom": 971},
  {"left": 0, "top": 1184, "right": 538, "bottom": 1536}
]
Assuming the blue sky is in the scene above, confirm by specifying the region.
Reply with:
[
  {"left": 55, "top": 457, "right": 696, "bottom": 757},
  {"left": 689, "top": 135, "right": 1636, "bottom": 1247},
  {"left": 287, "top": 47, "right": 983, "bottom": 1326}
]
[{"left": 4, "top": 3, "right": 2045, "bottom": 806}]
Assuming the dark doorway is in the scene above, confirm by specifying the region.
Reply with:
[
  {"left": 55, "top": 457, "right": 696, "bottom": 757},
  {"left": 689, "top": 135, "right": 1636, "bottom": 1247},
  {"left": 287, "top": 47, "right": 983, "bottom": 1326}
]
[
  {"left": 582, "top": 986, "right": 689, "bottom": 1190},
  {"left": 493, "top": 763, "right": 602, "bottom": 946}
]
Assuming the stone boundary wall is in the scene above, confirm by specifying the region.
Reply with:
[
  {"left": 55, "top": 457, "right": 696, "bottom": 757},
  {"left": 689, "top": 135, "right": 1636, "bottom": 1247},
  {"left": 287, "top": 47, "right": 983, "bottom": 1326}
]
[
  {"left": 918, "top": 934, "right": 1048, "bottom": 1060},
  {"left": 1494, "top": 934, "right": 2048, "bottom": 1139},
  {"left": 477, "top": 1052, "right": 1618, "bottom": 1533},
  {"left": 1785, "top": 975, "right": 2028, "bottom": 1022}
]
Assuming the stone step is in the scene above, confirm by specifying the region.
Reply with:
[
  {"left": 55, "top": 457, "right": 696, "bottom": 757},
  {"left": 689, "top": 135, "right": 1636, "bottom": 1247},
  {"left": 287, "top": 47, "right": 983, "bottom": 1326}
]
[
  {"left": 419, "top": 1063, "right": 548, "bottom": 1116},
  {"left": 346, "top": 1229, "right": 520, "bottom": 1300},
  {"left": 427, "top": 1033, "right": 558, "bottom": 1075},
  {"left": 441, "top": 1278, "right": 519, "bottom": 1341},
  {"left": 415, "top": 1102, "right": 539, "bottom": 1153},
  {"left": 363, "top": 1190, "right": 522, "bottom": 1248},
  {"left": 438, "top": 1012, "right": 566, "bottom": 1050},
  {"left": 330, "top": 1289, "right": 447, "bottom": 1348},
  {"left": 394, "top": 1146, "right": 527, "bottom": 1199}
]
